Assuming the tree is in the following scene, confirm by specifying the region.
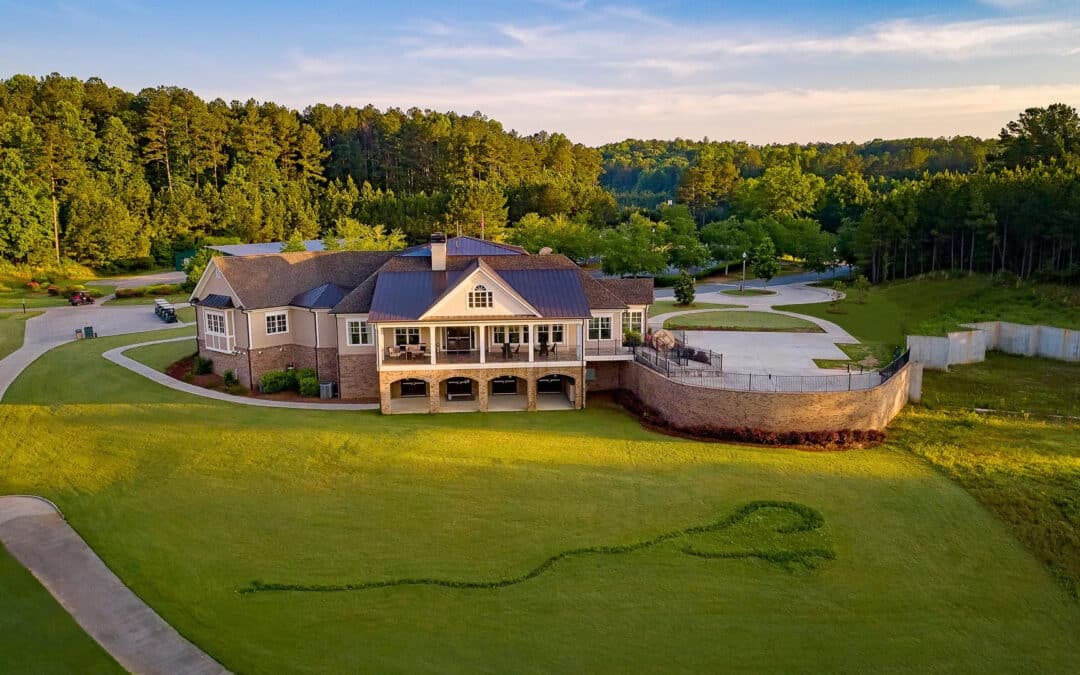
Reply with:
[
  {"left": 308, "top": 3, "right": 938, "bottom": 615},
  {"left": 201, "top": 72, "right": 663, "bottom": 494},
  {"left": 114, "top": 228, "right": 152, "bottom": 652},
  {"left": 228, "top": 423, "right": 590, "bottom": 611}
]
[
  {"left": 998, "top": 103, "right": 1080, "bottom": 168},
  {"left": 734, "top": 163, "right": 825, "bottom": 219},
  {"left": 328, "top": 217, "right": 406, "bottom": 251},
  {"left": 183, "top": 247, "right": 222, "bottom": 290},
  {"left": 673, "top": 270, "right": 695, "bottom": 305},
  {"left": 507, "top": 212, "right": 599, "bottom": 261},
  {"left": 700, "top": 218, "right": 753, "bottom": 274},
  {"left": 445, "top": 180, "right": 508, "bottom": 240},
  {"left": 281, "top": 229, "right": 307, "bottom": 252},
  {"left": 751, "top": 237, "right": 780, "bottom": 287},
  {"left": 600, "top": 213, "right": 668, "bottom": 276},
  {"left": 659, "top": 204, "right": 709, "bottom": 271},
  {"left": 0, "top": 150, "right": 51, "bottom": 261}
]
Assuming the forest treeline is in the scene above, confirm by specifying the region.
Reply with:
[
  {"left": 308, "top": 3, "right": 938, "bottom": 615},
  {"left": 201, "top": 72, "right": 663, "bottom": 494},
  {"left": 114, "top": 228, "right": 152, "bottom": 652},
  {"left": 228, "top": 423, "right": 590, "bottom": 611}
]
[{"left": 0, "top": 73, "right": 1077, "bottom": 284}]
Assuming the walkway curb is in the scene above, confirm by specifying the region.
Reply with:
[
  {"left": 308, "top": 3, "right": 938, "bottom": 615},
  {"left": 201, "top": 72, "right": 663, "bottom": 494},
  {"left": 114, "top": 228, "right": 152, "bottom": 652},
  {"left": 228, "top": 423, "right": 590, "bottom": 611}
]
[
  {"left": 0, "top": 496, "right": 229, "bottom": 675},
  {"left": 104, "top": 337, "right": 380, "bottom": 411}
]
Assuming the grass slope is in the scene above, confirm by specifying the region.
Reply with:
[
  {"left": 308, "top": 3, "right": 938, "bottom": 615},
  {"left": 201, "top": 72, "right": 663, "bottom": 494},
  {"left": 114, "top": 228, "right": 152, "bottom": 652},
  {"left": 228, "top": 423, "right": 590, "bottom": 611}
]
[
  {"left": 1, "top": 331, "right": 1077, "bottom": 672},
  {"left": 779, "top": 275, "right": 1080, "bottom": 365},
  {"left": 0, "top": 311, "right": 42, "bottom": 360},
  {"left": 664, "top": 310, "right": 823, "bottom": 332},
  {"left": 0, "top": 545, "right": 122, "bottom": 673}
]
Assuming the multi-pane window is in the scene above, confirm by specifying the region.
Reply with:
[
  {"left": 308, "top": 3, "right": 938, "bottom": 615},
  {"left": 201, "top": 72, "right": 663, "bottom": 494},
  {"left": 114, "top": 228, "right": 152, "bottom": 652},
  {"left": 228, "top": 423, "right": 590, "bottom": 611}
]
[
  {"left": 492, "top": 325, "right": 530, "bottom": 344},
  {"left": 588, "top": 317, "right": 612, "bottom": 340},
  {"left": 537, "top": 324, "right": 564, "bottom": 343},
  {"left": 395, "top": 327, "right": 421, "bottom": 345},
  {"left": 204, "top": 310, "right": 232, "bottom": 352},
  {"left": 625, "top": 311, "right": 643, "bottom": 334},
  {"left": 347, "top": 320, "right": 372, "bottom": 346},
  {"left": 265, "top": 311, "right": 288, "bottom": 335},
  {"left": 468, "top": 284, "right": 493, "bottom": 308}
]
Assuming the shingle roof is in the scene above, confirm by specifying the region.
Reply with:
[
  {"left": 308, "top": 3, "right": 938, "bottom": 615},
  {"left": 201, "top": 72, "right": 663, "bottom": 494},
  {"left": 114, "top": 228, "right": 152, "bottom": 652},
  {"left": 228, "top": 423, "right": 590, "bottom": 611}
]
[
  {"left": 578, "top": 270, "right": 629, "bottom": 309},
  {"left": 213, "top": 251, "right": 395, "bottom": 309},
  {"left": 598, "top": 278, "right": 654, "bottom": 306}
]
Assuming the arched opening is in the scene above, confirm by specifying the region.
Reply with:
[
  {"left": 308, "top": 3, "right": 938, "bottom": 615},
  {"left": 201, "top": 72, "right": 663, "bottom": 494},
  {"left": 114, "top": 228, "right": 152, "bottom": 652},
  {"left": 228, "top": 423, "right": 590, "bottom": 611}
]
[
  {"left": 440, "top": 376, "right": 480, "bottom": 413},
  {"left": 536, "top": 374, "right": 576, "bottom": 411},
  {"left": 487, "top": 375, "right": 527, "bottom": 412},
  {"left": 388, "top": 378, "right": 430, "bottom": 414}
]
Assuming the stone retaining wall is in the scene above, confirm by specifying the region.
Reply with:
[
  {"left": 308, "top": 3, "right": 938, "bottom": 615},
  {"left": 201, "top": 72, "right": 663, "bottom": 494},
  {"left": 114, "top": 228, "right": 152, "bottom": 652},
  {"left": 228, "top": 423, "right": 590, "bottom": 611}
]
[{"left": 621, "top": 360, "right": 917, "bottom": 433}]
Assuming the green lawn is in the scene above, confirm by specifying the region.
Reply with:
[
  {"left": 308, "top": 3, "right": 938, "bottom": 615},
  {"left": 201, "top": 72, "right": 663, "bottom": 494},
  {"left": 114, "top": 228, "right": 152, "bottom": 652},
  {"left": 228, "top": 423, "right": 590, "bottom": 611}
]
[
  {"left": 1, "top": 331, "right": 1078, "bottom": 672},
  {"left": 664, "top": 310, "right": 823, "bottom": 332},
  {"left": 922, "top": 352, "right": 1080, "bottom": 418},
  {"left": 721, "top": 289, "right": 776, "bottom": 297},
  {"left": 0, "top": 545, "right": 122, "bottom": 673},
  {"left": 778, "top": 275, "right": 1080, "bottom": 364},
  {"left": 0, "top": 311, "right": 42, "bottom": 360},
  {"left": 0, "top": 272, "right": 117, "bottom": 308},
  {"left": 648, "top": 300, "right": 744, "bottom": 316},
  {"left": 104, "top": 293, "right": 190, "bottom": 306}
]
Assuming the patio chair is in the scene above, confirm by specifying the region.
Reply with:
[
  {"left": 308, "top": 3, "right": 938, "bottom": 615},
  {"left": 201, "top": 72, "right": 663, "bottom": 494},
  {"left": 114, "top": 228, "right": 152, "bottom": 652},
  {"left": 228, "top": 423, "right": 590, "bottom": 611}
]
[
  {"left": 386, "top": 345, "right": 405, "bottom": 359},
  {"left": 510, "top": 344, "right": 521, "bottom": 359},
  {"left": 406, "top": 344, "right": 424, "bottom": 360}
]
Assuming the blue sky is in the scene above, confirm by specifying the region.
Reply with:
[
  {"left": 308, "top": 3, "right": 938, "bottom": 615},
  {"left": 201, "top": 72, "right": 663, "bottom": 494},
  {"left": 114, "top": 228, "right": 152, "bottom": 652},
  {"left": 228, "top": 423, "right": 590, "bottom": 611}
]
[{"left": 1, "top": 0, "right": 1078, "bottom": 144}]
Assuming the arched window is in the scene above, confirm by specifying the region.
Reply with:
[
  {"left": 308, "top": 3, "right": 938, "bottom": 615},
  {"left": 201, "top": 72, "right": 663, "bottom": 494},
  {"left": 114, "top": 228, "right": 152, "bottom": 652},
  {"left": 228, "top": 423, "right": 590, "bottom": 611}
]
[{"left": 468, "top": 284, "right": 493, "bottom": 308}]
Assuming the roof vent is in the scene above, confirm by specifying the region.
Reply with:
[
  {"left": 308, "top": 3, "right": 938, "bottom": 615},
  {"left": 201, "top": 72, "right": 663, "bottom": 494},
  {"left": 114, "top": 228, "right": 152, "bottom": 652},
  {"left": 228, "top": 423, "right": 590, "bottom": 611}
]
[{"left": 538, "top": 246, "right": 553, "bottom": 255}]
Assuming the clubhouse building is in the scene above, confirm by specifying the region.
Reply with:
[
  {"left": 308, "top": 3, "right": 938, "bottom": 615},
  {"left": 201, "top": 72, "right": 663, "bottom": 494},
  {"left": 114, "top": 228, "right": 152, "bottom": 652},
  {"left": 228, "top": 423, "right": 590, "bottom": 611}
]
[{"left": 189, "top": 234, "right": 652, "bottom": 413}]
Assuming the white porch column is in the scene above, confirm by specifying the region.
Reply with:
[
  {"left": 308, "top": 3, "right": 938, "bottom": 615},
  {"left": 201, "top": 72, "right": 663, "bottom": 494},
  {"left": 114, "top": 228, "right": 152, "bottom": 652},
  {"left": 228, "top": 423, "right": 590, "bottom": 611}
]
[
  {"left": 528, "top": 322, "right": 534, "bottom": 362},
  {"left": 479, "top": 325, "right": 486, "bottom": 364},
  {"left": 577, "top": 322, "right": 584, "bottom": 361},
  {"left": 376, "top": 323, "right": 383, "bottom": 366},
  {"left": 429, "top": 325, "right": 437, "bottom": 365}
]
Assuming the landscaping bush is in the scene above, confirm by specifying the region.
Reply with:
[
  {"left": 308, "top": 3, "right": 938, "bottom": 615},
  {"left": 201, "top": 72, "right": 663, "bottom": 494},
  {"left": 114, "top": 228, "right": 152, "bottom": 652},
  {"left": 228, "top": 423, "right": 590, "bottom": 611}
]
[
  {"left": 260, "top": 371, "right": 290, "bottom": 394},
  {"left": 223, "top": 370, "right": 239, "bottom": 387},
  {"left": 148, "top": 283, "right": 183, "bottom": 295},
  {"left": 115, "top": 287, "right": 142, "bottom": 298},
  {"left": 193, "top": 355, "right": 214, "bottom": 375},
  {"left": 673, "top": 270, "right": 695, "bottom": 305},
  {"left": 299, "top": 375, "right": 320, "bottom": 397},
  {"left": 853, "top": 275, "right": 871, "bottom": 304},
  {"left": 622, "top": 330, "right": 642, "bottom": 348}
]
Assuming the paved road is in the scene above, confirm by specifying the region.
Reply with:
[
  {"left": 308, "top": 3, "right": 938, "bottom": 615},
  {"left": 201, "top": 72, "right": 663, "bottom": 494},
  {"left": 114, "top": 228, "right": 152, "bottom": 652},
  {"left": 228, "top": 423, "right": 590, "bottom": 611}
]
[
  {"left": 0, "top": 303, "right": 188, "bottom": 400},
  {"left": 0, "top": 496, "right": 228, "bottom": 675},
  {"left": 88, "top": 270, "right": 186, "bottom": 289},
  {"left": 655, "top": 267, "right": 850, "bottom": 298}
]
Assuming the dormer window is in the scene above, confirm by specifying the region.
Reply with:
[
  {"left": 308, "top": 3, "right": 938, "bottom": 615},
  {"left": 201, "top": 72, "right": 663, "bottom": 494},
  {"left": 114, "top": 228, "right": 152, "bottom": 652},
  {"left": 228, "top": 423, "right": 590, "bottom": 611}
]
[{"left": 468, "top": 284, "right": 493, "bottom": 309}]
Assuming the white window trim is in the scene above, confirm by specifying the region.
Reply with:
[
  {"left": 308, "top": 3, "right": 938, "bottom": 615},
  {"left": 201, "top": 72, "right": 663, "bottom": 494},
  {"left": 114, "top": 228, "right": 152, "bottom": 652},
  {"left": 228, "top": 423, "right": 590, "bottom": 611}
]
[
  {"left": 395, "top": 327, "right": 422, "bottom": 346},
  {"left": 265, "top": 311, "right": 288, "bottom": 335},
  {"left": 537, "top": 323, "right": 565, "bottom": 344},
  {"left": 468, "top": 284, "right": 493, "bottom": 309},
  {"left": 588, "top": 316, "right": 612, "bottom": 340},
  {"left": 625, "top": 311, "right": 643, "bottom": 334},
  {"left": 204, "top": 309, "right": 234, "bottom": 353},
  {"left": 347, "top": 320, "right": 372, "bottom": 346}
]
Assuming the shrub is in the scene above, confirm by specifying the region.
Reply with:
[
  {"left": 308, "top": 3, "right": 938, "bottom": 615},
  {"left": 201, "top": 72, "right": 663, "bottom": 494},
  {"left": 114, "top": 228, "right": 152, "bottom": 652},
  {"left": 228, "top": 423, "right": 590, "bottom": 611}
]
[
  {"left": 223, "top": 370, "right": 239, "bottom": 387},
  {"left": 147, "top": 283, "right": 183, "bottom": 295},
  {"left": 623, "top": 330, "right": 642, "bottom": 348},
  {"left": 295, "top": 367, "right": 316, "bottom": 381},
  {"left": 46, "top": 284, "right": 61, "bottom": 296},
  {"left": 299, "top": 375, "right": 320, "bottom": 397},
  {"left": 115, "top": 287, "right": 142, "bottom": 298},
  {"left": 260, "top": 370, "right": 290, "bottom": 394},
  {"left": 673, "top": 270, "right": 695, "bottom": 305},
  {"left": 853, "top": 275, "right": 871, "bottom": 304},
  {"left": 192, "top": 355, "right": 213, "bottom": 375}
]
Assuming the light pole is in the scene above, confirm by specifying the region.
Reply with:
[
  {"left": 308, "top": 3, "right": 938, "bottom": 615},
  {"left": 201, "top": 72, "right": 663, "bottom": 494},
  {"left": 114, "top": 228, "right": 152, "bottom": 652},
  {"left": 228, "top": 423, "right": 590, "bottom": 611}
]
[{"left": 741, "top": 251, "right": 748, "bottom": 291}]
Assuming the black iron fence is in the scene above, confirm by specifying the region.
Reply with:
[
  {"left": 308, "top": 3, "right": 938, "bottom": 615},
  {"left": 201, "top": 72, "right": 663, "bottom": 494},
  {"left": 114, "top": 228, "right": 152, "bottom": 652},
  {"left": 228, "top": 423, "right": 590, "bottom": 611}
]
[{"left": 634, "top": 346, "right": 911, "bottom": 393}]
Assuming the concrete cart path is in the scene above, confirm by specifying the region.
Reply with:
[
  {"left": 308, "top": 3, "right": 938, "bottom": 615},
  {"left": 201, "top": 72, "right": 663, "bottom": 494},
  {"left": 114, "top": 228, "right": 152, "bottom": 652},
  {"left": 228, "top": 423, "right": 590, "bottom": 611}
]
[
  {"left": 104, "top": 336, "right": 380, "bottom": 410},
  {"left": 0, "top": 496, "right": 228, "bottom": 675}
]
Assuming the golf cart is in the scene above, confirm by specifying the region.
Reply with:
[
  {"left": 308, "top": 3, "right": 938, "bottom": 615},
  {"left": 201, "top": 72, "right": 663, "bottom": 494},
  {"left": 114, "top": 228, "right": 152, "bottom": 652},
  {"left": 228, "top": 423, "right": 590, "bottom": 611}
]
[{"left": 69, "top": 291, "right": 95, "bottom": 306}]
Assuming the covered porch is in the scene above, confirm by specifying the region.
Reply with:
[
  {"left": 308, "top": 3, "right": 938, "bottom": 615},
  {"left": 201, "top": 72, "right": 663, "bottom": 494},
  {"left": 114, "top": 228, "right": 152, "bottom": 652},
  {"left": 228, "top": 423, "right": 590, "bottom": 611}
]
[{"left": 378, "top": 322, "right": 586, "bottom": 366}]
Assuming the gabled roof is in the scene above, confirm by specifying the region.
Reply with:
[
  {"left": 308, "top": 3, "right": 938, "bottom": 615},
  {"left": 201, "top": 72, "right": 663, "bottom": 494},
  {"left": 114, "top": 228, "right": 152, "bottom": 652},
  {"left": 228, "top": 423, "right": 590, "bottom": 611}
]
[
  {"left": 289, "top": 282, "right": 349, "bottom": 309},
  {"left": 212, "top": 251, "right": 395, "bottom": 309},
  {"left": 598, "top": 278, "right": 654, "bottom": 306},
  {"left": 400, "top": 236, "right": 525, "bottom": 257},
  {"left": 578, "top": 270, "right": 629, "bottom": 309}
]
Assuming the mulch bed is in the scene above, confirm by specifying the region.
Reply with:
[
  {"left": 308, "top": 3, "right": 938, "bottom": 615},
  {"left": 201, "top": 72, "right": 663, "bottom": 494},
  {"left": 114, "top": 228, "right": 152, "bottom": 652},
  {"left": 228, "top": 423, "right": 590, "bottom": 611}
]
[{"left": 162, "top": 355, "right": 372, "bottom": 404}]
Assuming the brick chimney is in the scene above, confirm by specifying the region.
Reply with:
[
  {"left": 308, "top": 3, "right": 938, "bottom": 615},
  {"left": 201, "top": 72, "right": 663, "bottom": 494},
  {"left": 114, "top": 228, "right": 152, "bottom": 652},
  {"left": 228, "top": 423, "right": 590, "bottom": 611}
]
[{"left": 430, "top": 232, "right": 447, "bottom": 271}]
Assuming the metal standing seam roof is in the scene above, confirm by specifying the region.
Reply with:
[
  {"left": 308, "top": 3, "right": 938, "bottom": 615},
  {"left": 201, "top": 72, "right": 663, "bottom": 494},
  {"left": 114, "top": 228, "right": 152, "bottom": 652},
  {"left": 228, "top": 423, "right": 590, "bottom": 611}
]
[
  {"left": 198, "top": 293, "right": 234, "bottom": 308},
  {"left": 367, "top": 269, "right": 471, "bottom": 322},
  {"left": 289, "top": 283, "right": 349, "bottom": 309},
  {"left": 400, "top": 236, "right": 525, "bottom": 257},
  {"left": 207, "top": 240, "right": 328, "bottom": 256}
]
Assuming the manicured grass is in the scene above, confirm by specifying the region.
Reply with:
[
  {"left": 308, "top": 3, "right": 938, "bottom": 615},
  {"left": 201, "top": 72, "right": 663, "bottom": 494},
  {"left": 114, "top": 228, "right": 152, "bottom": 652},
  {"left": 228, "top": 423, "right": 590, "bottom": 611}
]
[
  {"left": 922, "top": 352, "right": 1080, "bottom": 418},
  {"left": 0, "top": 311, "right": 42, "bottom": 360},
  {"left": 664, "top": 310, "right": 824, "bottom": 332},
  {"left": 648, "top": 300, "right": 744, "bottom": 316},
  {"left": 0, "top": 545, "right": 122, "bottom": 673},
  {"left": 104, "top": 293, "right": 190, "bottom": 306},
  {"left": 0, "top": 273, "right": 115, "bottom": 308},
  {"left": 721, "top": 289, "right": 776, "bottom": 297},
  {"left": 2, "top": 331, "right": 1078, "bottom": 672}
]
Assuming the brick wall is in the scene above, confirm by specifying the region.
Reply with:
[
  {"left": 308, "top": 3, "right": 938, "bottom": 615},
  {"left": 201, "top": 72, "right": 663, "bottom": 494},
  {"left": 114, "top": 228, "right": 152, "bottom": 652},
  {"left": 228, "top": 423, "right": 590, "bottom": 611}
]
[
  {"left": 621, "top": 361, "right": 915, "bottom": 433},
  {"left": 339, "top": 353, "right": 379, "bottom": 401},
  {"left": 316, "top": 347, "right": 338, "bottom": 386},
  {"left": 197, "top": 339, "right": 251, "bottom": 389},
  {"left": 586, "top": 361, "right": 623, "bottom": 391},
  {"left": 248, "top": 344, "right": 316, "bottom": 390}
]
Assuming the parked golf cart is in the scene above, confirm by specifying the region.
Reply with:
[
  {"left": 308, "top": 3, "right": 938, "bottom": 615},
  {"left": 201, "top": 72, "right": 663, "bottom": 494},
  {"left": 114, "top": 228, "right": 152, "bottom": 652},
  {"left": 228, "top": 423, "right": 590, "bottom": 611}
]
[{"left": 68, "top": 291, "right": 95, "bottom": 306}]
